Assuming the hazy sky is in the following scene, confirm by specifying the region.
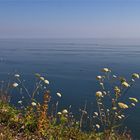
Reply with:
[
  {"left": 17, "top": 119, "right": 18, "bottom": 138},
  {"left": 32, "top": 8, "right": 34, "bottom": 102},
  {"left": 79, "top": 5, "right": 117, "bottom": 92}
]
[{"left": 0, "top": 0, "right": 140, "bottom": 38}]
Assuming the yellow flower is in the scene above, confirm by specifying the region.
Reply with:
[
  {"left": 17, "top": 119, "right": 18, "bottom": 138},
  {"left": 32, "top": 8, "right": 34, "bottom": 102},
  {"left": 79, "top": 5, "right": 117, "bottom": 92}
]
[
  {"left": 129, "top": 97, "right": 138, "bottom": 103},
  {"left": 96, "top": 91, "right": 103, "bottom": 97},
  {"left": 118, "top": 102, "right": 128, "bottom": 109},
  {"left": 122, "top": 81, "right": 130, "bottom": 88},
  {"left": 132, "top": 73, "right": 139, "bottom": 79}
]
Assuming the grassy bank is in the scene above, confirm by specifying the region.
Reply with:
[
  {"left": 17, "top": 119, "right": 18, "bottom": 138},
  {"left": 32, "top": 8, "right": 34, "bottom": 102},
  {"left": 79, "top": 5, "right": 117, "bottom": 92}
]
[{"left": 0, "top": 68, "right": 139, "bottom": 140}]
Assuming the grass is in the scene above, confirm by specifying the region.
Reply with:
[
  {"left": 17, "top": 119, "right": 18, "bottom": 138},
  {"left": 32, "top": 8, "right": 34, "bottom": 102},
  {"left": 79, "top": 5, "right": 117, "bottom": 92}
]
[{"left": 0, "top": 68, "right": 139, "bottom": 140}]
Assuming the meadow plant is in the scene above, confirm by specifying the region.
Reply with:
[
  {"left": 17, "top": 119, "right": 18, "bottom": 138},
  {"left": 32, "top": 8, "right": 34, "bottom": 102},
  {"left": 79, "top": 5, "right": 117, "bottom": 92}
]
[
  {"left": 0, "top": 68, "right": 139, "bottom": 139},
  {"left": 93, "top": 68, "right": 139, "bottom": 134}
]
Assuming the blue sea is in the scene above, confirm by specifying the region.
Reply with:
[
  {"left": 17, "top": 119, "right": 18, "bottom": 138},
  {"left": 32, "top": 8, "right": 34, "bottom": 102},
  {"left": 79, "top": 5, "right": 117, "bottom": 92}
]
[{"left": 0, "top": 38, "right": 140, "bottom": 139}]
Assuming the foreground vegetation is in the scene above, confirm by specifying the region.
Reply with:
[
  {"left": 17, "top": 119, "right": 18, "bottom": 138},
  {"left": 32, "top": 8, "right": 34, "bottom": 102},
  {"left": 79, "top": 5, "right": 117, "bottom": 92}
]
[{"left": 0, "top": 68, "right": 139, "bottom": 140}]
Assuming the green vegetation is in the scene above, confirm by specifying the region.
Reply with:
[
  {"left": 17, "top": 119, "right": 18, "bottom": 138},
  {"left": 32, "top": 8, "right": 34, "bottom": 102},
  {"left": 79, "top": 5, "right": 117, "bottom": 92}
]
[{"left": 0, "top": 68, "right": 139, "bottom": 140}]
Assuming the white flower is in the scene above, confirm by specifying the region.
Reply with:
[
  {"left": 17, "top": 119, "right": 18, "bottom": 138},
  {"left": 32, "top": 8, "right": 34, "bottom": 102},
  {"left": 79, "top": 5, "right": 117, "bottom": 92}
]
[
  {"left": 96, "top": 91, "right": 103, "bottom": 97},
  {"left": 129, "top": 97, "right": 138, "bottom": 103},
  {"left": 102, "top": 68, "right": 110, "bottom": 72},
  {"left": 14, "top": 74, "right": 20, "bottom": 78},
  {"left": 100, "top": 83, "right": 104, "bottom": 86},
  {"left": 121, "top": 115, "right": 125, "bottom": 118},
  {"left": 95, "top": 124, "right": 100, "bottom": 129},
  {"left": 18, "top": 100, "right": 22, "bottom": 104},
  {"left": 12, "top": 83, "right": 18, "bottom": 88},
  {"left": 31, "top": 102, "right": 37, "bottom": 106},
  {"left": 62, "top": 109, "right": 68, "bottom": 114},
  {"left": 40, "top": 77, "right": 45, "bottom": 81},
  {"left": 131, "top": 103, "right": 135, "bottom": 107},
  {"left": 113, "top": 75, "right": 117, "bottom": 78},
  {"left": 56, "top": 92, "right": 62, "bottom": 98},
  {"left": 96, "top": 76, "right": 102, "bottom": 80},
  {"left": 44, "top": 80, "right": 49, "bottom": 84},
  {"left": 94, "top": 112, "right": 98, "bottom": 116},
  {"left": 118, "top": 116, "right": 122, "bottom": 119},
  {"left": 57, "top": 112, "right": 62, "bottom": 115},
  {"left": 122, "top": 81, "right": 130, "bottom": 88},
  {"left": 132, "top": 73, "right": 139, "bottom": 79}
]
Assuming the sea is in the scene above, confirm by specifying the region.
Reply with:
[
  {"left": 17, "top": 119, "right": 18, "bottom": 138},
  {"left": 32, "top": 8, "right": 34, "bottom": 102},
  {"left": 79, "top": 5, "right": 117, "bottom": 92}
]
[{"left": 0, "top": 38, "right": 140, "bottom": 139}]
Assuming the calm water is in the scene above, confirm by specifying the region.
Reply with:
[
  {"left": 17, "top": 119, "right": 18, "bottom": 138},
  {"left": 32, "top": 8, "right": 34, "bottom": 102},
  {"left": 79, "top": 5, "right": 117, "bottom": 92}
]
[{"left": 0, "top": 38, "right": 140, "bottom": 139}]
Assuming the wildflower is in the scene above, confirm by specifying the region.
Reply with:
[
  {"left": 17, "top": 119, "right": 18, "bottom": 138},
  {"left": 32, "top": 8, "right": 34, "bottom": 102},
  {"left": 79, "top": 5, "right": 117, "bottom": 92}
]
[
  {"left": 115, "top": 112, "right": 118, "bottom": 115},
  {"left": 18, "top": 100, "right": 22, "bottom": 104},
  {"left": 107, "top": 109, "right": 110, "bottom": 112},
  {"left": 56, "top": 92, "right": 62, "bottom": 98},
  {"left": 44, "top": 79, "right": 49, "bottom": 84},
  {"left": 118, "top": 116, "right": 122, "bottom": 119},
  {"left": 131, "top": 103, "right": 135, "bottom": 107},
  {"left": 122, "top": 81, "right": 130, "bottom": 88},
  {"left": 112, "top": 107, "right": 117, "bottom": 110},
  {"left": 57, "top": 112, "right": 62, "bottom": 115},
  {"left": 113, "top": 75, "right": 117, "bottom": 78},
  {"left": 96, "top": 91, "right": 103, "bottom": 97},
  {"left": 14, "top": 74, "right": 20, "bottom": 78},
  {"left": 94, "top": 112, "right": 98, "bottom": 116},
  {"left": 129, "top": 97, "right": 138, "bottom": 103},
  {"left": 114, "top": 86, "right": 121, "bottom": 93},
  {"left": 62, "top": 109, "right": 68, "bottom": 114},
  {"left": 132, "top": 73, "right": 139, "bottom": 79},
  {"left": 40, "top": 77, "right": 45, "bottom": 81},
  {"left": 102, "top": 68, "right": 110, "bottom": 72},
  {"left": 118, "top": 102, "right": 128, "bottom": 109},
  {"left": 35, "top": 73, "right": 41, "bottom": 77},
  {"left": 100, "top": 82, "right": 104, "bottom": 86},
  {"left": 31, "top": 102, "right": 37, "bottom": 106},
  {"left": 95, "top": 124, "right": 100, "bottom": 129},
  {"left": 82, "top": 110, "right": 87, "bottom": 114},
  {"left": 96, "top": 76, "right": 102, "bottom": 80},
  {"left": 12, "top": 82, "right": 18, "bottom": 88}
]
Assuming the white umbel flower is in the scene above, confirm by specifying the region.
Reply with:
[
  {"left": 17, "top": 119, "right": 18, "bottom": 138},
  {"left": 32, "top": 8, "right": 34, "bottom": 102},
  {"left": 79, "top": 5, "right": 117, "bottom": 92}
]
[
  {"left": 56, "top": 92, "right": 62, "bottom": 98},
  {"left": 44, "top": 80, "right": 49, "bottom": 84},
  {"left": 96, "top": 124, "right": 100, "bottom": 129},
  {"left": 14, "top": 74, "right": 20, "bottom": 78},
  {"left": 96, "top": 91, "right": 103, "bottom": 97},
  {"left": 40, "top": 77, "right": 45, "bottom": 81},
  {"left": 12, "top": 83, "right": 18, "bottom": 88},
  {"left": 31, "top": 102, "right": 37, "bottom": 106},
  {"left": 57, "top": 112, "right": 62, "bottom": 115},
  {"left": 18, "top": 100, "right": 22, "bottom": 104},
  {"left": 62, "top": 109, "right": 68, "bottom": 114},
  {"left": 94, "top": 112, "right": 98, "bottom": 116}
]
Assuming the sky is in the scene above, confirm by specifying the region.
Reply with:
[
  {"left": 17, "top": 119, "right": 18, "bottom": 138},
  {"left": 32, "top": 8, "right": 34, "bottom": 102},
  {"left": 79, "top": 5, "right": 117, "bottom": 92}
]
[{"left": 0, "top": 0, "right": 140, "bottom": 38}]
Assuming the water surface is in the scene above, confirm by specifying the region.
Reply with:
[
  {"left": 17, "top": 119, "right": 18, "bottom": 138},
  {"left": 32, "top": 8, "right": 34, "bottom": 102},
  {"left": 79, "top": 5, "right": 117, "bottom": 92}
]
[{"left": 0, "top": 38, "right": 140, "bottom": 139}]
